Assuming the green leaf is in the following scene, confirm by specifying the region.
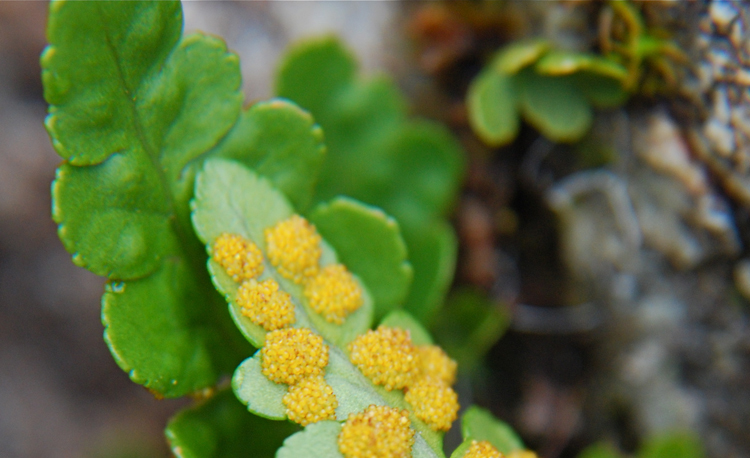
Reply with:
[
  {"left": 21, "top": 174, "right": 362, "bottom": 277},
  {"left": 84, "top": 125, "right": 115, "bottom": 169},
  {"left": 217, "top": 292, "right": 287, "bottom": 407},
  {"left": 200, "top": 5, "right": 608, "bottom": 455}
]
[
  {"left": 312, "top": 77, "right": 408, "bottom": 205},
  {"left": 192, "top": 159, "right": 374, "bottom": 348},
  {"left": 210, "top": 99, "right": 326, "bottom": 212},
  {"left": 431, "top": 288, "right": 510, "bottom": 373},
  {"left": 310, "top": 197, "right": 413, "bottom": 320},
  {"left": 276, "top": 36, "right": 356, "bottom": 119},
  {"left": 467, "top": 70, "right": 520, "bottom": 147},
  {"left": 461, "top": 407, "right": 525, "bottom": 455},
  {"left": 638, "top": 433, "right": 704, "bottom": 458},
  {"left": 52, "top": 157, "right": 172, "bottom": 279},
  {"left": 492, "top": 38, "right": 550, "bottom": 75},
  {"left": 49, "top": 17, "right": 244, "bottom": 240},
  {"left": 232, "top": 353, "right": 288, "bottom": 420},
  {"left": 42, "top": 1, "right": 182, "bottom": 165},
  {"left": 577, "top": 442, "right": 623, "bottom": 458},
  {"left": 102, "top": 255, "right": 249, "bottom": 397},
  {"left": 402, "top": 221, "right": 458, "bottom": 324},
  {"left": 518, "top": 70, "right": 592, "bottom": 143},
  {"left": 384, "top": 121, "right": 465, "bottom": 224},
  {"left": 276, "top": 421, "right": 344, "bottom": 458},
  {"left": 165, "top": 389, "right": 299, "bottom": 458},
  {"left": 450, "top": 439, "right": 474, "bottom": 458},
  {"left": 380, "top": 310, "right": 433, "bottom": 346},
  {"left": 45, "top": 0, "right": 250, "bottom": 397},
  {"left": 533, "top": 51, "right": 629, "bottom": 109},
  {"left": 572, "top": 73, "right": 629, "bottom": 109},
  {"left": 139, "top": 33, "right": 245, "bottom": 192},
  {"left": 48, "top": 4, "right": 243, "bottom": 278},
  {"left": 535, "top": 50, "right": 629, "bottom": 82}
]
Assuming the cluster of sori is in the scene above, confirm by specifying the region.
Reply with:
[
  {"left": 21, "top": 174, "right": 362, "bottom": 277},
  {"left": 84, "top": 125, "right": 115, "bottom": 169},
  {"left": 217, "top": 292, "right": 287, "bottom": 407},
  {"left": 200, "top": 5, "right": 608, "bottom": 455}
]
[
  {"left": 338, "top": 326, "right": 461, "bottom": 457},
  {"left": 212, "top": 213, "right": 469, "bottom": 457},
  {"left": 213, "top": 214, "right": 361, "bottom": 426},
  {"left": 213, "top": 214, "right": 363, "bottom": 330},
  {"left": 348, "top": 326, "right": 459, "bottom": 431}
]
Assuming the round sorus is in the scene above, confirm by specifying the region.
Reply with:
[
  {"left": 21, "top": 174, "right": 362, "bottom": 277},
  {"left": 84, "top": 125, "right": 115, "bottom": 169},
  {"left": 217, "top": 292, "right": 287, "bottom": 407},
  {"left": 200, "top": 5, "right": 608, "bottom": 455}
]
[
  {"left": 462, "top": 440, "right": 503, "bottom": 458},
  {"left": 416, "top": 344, "right": 457, "bottom": 386},
  {"left": 304, "top": 264, "right": 364, "bottom": 324},
  {"left": 348, "top": 326, "right": 417, "bottom": 391},
  {"left": 283, "top": 375, "right": 338, "bottom": 426},
  {"left": 265, "top": 215, "right": 322, "bottom": 283},
  {"left": 212, "top": 233, "right": 264, "bottom": 282},
  {"left": 338, "top": 405, "right": 414, "bottom": 458},
  {"left": 261, "top": 328, "right": 328, "bottom": 385},
  {"left": 404, "top": 377, "right": 459, "bottom": 431},
  {"left": 237, "top": 278, "right": 295, "bottom": 331}
]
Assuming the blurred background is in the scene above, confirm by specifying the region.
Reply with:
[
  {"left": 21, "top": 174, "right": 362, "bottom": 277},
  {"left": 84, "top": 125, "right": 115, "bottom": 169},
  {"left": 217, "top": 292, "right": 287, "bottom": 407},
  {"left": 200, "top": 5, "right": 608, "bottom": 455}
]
[{"left": 1, "top": 2, "right": 749, "bottom": 458}]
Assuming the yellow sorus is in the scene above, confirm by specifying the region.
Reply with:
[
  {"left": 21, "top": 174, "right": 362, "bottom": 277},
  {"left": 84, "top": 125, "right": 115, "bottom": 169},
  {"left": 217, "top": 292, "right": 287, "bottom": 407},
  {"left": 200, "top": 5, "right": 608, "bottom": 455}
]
[
  {"left": 416, "top": 344, "right": 457, "bottom": 386},
  {"left": 404, "top": 377, "right": 459, "bottom": 431},
  {"left": 265, "top": 215, "right": 322, "bottom": 283},
  {"left": 283, "top": 375, "right": 338, "bottom": 426},
  {"left": 212, "top": 233, "right": 264, "bottom": 282},
  {"left": 348, "top": 326, "right": 417, "bottom": 391},
  {"left": 304, "top": 264, "right": 364, "bottom": 324},
  {"left": 338, "top": 405, "right": 414, "bottom": 458},
  {"left": 236, "top": 278, "right": 295, "bottom": 331},
  {"left": 462, "top": 440, "right": 503, "bottom": 458},
  {"left": 261, "top": 328, "right": 328, "bottom": 385}
]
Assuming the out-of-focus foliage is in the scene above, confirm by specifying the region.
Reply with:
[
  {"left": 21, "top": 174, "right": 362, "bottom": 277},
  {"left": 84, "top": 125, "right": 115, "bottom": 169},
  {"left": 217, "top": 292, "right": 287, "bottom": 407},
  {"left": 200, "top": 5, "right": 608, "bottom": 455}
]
[
  {"left": 638, "top": 433, "right": 705, "bottom": 458},
  {"left": 577, "top": 432, "right": 704, "bottom": 458},
  {"left": 578, "top": 442, "right": 623, "bottom": 458},
  {"left": 276, "top": 37, "right": 465, "bottom": 323},
  {"left": 467, "top": 0, "right": 686, "bottom": 147},
  {"left": 468, "top": 38, "right": 627, "bottom": 146},
  {"left": 431, "top": 288, "right": 510, "bottom": 373}
]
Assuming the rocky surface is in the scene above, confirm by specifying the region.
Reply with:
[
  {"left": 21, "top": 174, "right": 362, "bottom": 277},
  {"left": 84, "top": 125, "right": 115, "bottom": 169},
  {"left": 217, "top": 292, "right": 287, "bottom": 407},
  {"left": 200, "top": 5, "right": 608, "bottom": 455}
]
[
  {"left": 548, "top": 107, "right": 750, "bottom": 457},
  {"left": 409, "top": 2, "right": 750, "bottom": 457}
]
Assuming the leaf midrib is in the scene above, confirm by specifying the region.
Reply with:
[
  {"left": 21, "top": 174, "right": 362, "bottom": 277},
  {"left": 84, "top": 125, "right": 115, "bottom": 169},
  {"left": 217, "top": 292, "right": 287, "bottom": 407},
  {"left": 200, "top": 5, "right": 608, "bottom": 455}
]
[{"left": 97, "top": 3, "right": 199, "bottom": 278}]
